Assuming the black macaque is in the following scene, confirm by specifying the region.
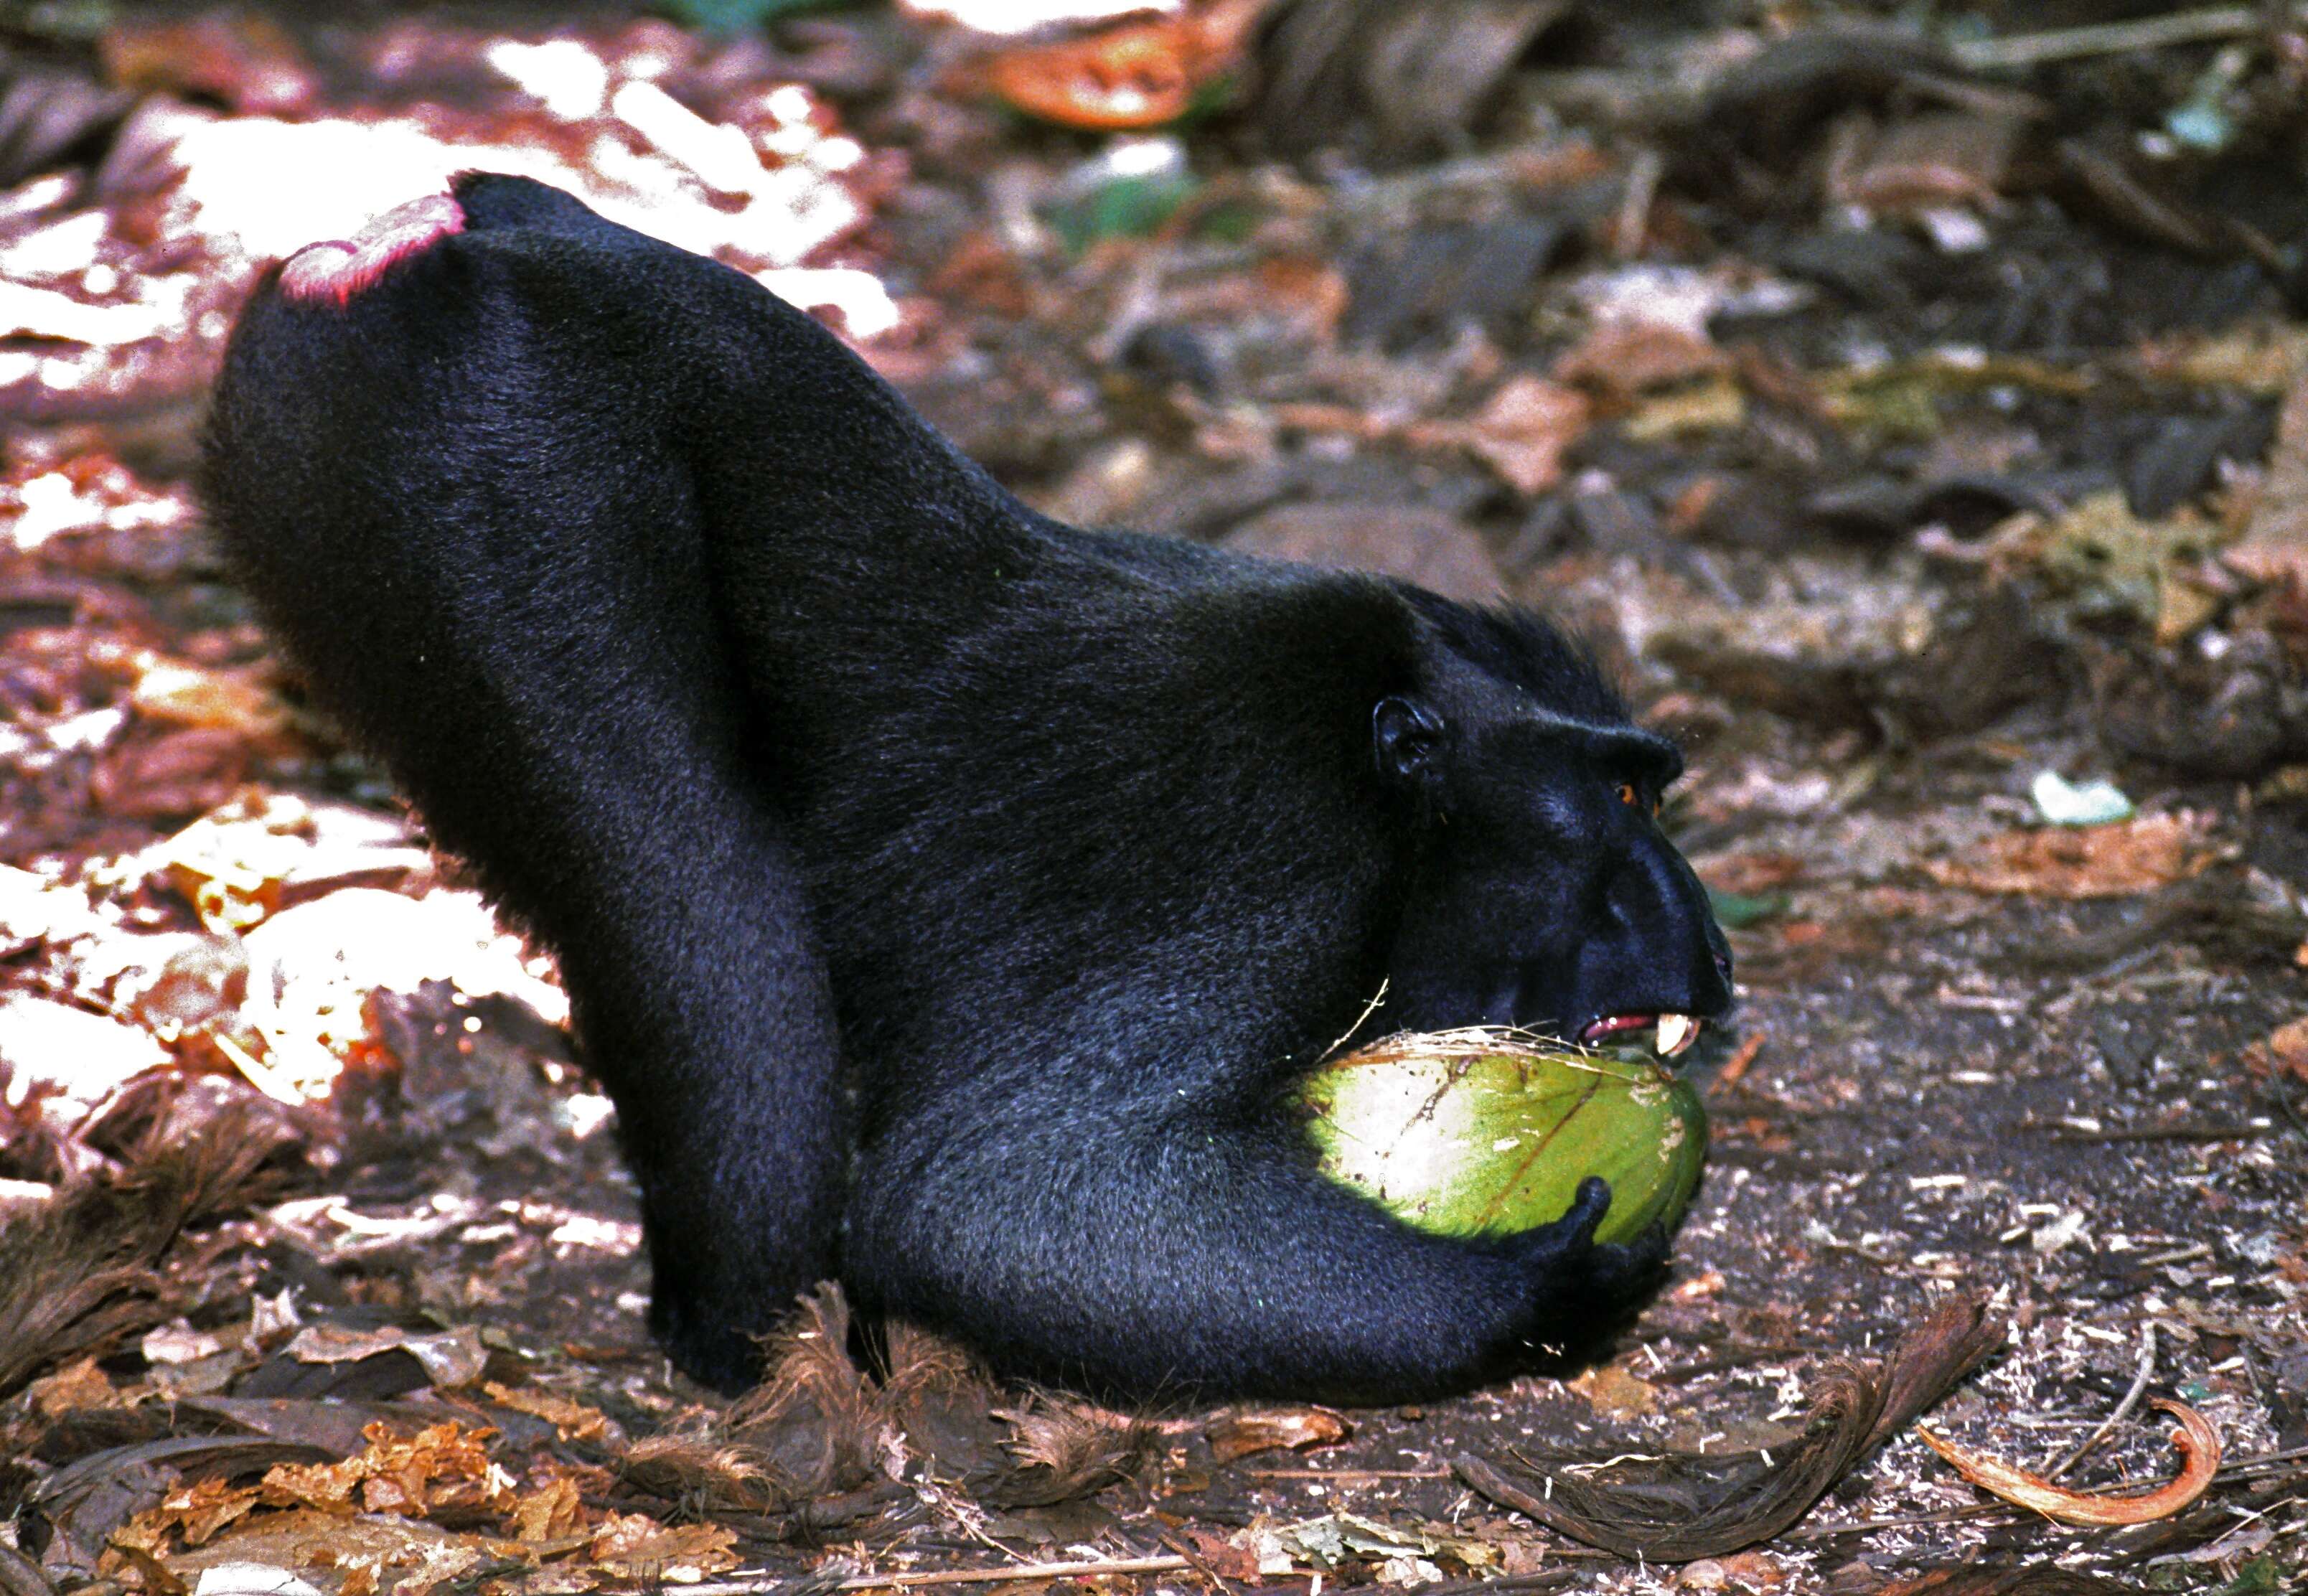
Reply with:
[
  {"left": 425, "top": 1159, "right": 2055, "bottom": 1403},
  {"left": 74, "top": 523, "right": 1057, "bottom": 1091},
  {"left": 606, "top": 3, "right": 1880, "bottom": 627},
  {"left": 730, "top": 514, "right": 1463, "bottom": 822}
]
[{"left": 200, "top": 174, "right": 1735, "bottom": 1404}]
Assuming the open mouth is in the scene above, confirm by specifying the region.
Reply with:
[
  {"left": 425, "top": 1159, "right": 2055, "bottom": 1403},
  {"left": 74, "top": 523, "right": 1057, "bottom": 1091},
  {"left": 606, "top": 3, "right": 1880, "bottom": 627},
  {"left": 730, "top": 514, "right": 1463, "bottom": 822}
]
[{"left": 1579, "top": 1011, "right": 1702, "bottom": 1058}]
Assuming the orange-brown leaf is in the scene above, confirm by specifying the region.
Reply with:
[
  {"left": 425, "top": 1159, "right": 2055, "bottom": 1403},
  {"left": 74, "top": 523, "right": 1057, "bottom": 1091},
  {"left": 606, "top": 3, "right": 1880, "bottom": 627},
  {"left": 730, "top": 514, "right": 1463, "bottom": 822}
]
[
  {"left": 985, "top": 23, "right": 1195, "bottom": 131},
  {"left": 1206, "top": 1406, "right": 1351, "bottom": 1463},
  {"left": 484, "top": 1379, "right": 611, "bottom": 1442},
  {"left": 1920, "top": 813, "right": 2216, "bottom": 898}
]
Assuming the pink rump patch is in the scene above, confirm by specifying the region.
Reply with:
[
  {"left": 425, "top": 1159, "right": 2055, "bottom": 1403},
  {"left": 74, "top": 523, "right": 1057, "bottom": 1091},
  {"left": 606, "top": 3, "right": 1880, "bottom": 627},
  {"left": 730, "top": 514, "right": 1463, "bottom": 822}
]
[{"left": 278, "top": 193, "right": 465, "bottom": 305}]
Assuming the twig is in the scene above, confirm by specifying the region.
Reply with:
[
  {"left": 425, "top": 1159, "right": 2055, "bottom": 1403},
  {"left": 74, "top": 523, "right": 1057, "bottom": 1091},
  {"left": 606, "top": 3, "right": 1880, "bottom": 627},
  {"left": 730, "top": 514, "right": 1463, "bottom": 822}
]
[
  {"left": 1155, "top": 1526, "right": 1237, "bottom": 1596},
  {"left": 1246, "top": 1468, "right": 1452, "bottom": 1480},
  {"left": 1651, "top": 1339, "right": 1816, "bottom": 1384},
  {"left": 1399, "top": 1572, "right": 1578, "bottom": 1596},
  {"left": 838, "top": 1559, "right": 1191, "bottom": 1590},
  {"left": 1710, "top": 1033, "right": 1765, "bottom": 1094},
  {"left": 2043, "top": 1122, "right": 2271, "bottom": 1145},
  {"left": 2050, "top": 1320, "right": 2153, "bottom": 1480},
  {"left": 684, "top": 1559, "right": 1194, "bottom": 1596},
  {"left": 1951, "top": 7, "right": 2262, "bottom": 72},
  {"left": 1613, "top": 149, "right": 1663, "bottom": 260},
  {"left": 2131, "top": 1243, "right": 2213, "bottom": 1269},
  {"left": 2217, "top": 1444, "right": 2308, "bottom": 1477},
  {"left": 1783, "top": 1504, "right": 2004, "bottom": 1541}
]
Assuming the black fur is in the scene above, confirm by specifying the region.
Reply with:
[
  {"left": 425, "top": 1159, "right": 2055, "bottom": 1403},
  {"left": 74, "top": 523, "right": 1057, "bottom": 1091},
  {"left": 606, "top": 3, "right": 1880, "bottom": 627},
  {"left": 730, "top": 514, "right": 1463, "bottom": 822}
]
[{"left": 200, "top": 174, "right": 1732, "bottom": 1403}]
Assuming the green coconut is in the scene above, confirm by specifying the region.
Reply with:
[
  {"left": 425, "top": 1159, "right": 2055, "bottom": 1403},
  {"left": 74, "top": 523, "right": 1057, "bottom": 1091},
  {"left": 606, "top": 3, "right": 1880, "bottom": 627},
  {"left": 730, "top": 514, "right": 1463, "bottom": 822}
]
[{"left": 1300, "top": 1029, "right": 1707, "bottom": 1244}]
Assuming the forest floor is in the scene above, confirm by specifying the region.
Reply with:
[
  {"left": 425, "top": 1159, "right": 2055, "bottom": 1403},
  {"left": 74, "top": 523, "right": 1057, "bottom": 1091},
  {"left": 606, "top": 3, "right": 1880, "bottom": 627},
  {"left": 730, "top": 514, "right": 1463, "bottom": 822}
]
[{"left": 1, "top": 2, "right": 2304, "bottom": 1595}]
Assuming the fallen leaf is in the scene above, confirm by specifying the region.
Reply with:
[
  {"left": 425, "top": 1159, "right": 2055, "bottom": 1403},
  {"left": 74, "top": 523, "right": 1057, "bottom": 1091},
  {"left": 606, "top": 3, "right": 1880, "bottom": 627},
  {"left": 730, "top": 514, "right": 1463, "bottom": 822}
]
[
  {"left": 984, "top": 20, "right": 1208, "bottom": 131},
  {"left": 2228, "top": 365, "right": 2308, "bottom": 593},
  {"left": 1207, "top": 1406, "right": 1351, "bottom": 1463},
  {"left": 1554, "top": 319, "right": 1728, "bottom": 397},
  {"left": 100, "top": 13, "right": 319, "bottom": 116},
  {"left": 105, "top": 1542, "right": 189, "bottom": 1596},
  {"left": 2136, "top": 327, "right": 2308, "bottom": 395},
  {"left": 131, "top": 659, "right": 291, "bottom": 737},
  {"left": 1181, "top": 1526, "right": 1261, "bottom": 1583},
  {"left": 262, "top": 1421, "right": 510, "bottom": 1520},
  {"left": 93, "top": 728, "right": 252, "bottom": 822},
  {"left": 588, "top": 1513, "right": 740, "bottom": 1579},
  {"left": 151, "top": 793, "right": 432, "bottom": 934},
  {"left": 1918, "top": 1399, "right": 2219, "bottom": 1526},
  {"left": 28, "top": 1356, "right": 121, "bottom": 1416},
  {"left": 1623, "top": 375, "right": 1747, "bottom": 441},
  {"left": 114, "top": 1478, "right": 264, "bottom": 1552},
  {"left": 1683, "top": 1550, "right": 1791, "bottom": 1591},
  {"left": 509, "top": 1473, "right": 588, "bottom": 1542},
  {"left": 484, "top": 1380, "right": 611, "bottom": 1442},
  {"left": 2266, "top": 1017, "right": 2308, "bottom": 1083},
  {"left": 1568, "top": 1363, "right": 1660, "bottom": 1419},
  {"left": 1455, "top": 375, "right": 1591, "bottom": 497},
  {"left": 1920, "top": 812, "right": 2217, "bottom": 898},
  {"left": 284, "top": 1323, "right": 487, "bottom": 1389}
]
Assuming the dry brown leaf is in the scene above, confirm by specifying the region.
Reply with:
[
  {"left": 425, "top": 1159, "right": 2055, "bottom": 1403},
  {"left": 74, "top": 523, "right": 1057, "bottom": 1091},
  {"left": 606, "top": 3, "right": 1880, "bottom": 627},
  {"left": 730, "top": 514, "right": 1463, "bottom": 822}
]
[
  {"left": 979, "top": 1, "right": 1262, "bottom": 133},
  {"left": 100, "top": 11, "right": 318, "bottom": 115},
  {"left": 92, "top": 728, "right": 252, "bottom": 822},
  {"left": 985, "top": 22, "right": 1196, "bottom": 129},
  {"left": 262, "top": 1420, "right": 510, "bottom": 1520},
  {"left": 485, "top": 1379, "right": 611, "bottom": 1442},
  {"left": 131, "top": 658, "right": 291, "bottom": 736},
  {"left": 1920, "top": 813, "right": 2216, "bottom": 898},
  {"left": 1255, "top": 258, "right": 1350, "bottom": 342},
  {"left": 113, "top": 1478, "right": 263, "bottom": 1552},
  {"left": 2228, "top": 363, "right": 2308, "bottom": 588},
  {"left": 27, "top": 1356, "right": 121, "bottom": 1416},
  {"left": 1179, "top": 1526, "right": 1262, "bottom": 1583},
  {"left": 1206, "top": 1406, "right": 1351, "bottom": 1463},
  {"left": 1681, "top": 1551, "right": 1793, "bottom": 1591},
  {"left": 510, "top": 1474, "right": 588, "bottom": 1543},
  {"left": 2266, "top": 1016, "right": 2308, "bottom": 1083},
  {"left": 1455, "top": 376, "right": 1591, "bottom": 497},
  {"left": 1918, "top": 1399, "right": 2218, "bottom": 1526},
  {"left": 1567, "top": 1363, "right": 1660, "bottom": 1419},
  {"left": 1624, "top": 375, "right": 1746, "bottom": 441},
  {"left": 103, "top": 1541, "right": 189, "bottom": 1596},
  {"left": 588, "top": 1512, "right": 740, "bottom": 1578},
  {"left": 1553, "top": 319, "right": 1727, "bottom": 397},
  {"left": 285, "top": 1323, "right": 486, "bottom": 1389}
]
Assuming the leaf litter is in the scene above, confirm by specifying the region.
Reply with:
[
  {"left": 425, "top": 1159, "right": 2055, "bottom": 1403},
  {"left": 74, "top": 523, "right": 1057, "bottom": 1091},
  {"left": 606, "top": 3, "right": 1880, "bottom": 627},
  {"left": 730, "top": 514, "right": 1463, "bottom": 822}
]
[{"left": 2, "top": 1, "right": 2307, "bottom": 1593}]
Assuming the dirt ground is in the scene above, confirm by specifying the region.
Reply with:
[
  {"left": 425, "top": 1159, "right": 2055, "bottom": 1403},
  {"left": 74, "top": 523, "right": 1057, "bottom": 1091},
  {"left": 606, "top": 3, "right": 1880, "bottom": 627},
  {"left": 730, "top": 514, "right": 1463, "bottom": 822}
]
[{"left": 1, "top": 2, "right": 2304, "bottom": 1594}]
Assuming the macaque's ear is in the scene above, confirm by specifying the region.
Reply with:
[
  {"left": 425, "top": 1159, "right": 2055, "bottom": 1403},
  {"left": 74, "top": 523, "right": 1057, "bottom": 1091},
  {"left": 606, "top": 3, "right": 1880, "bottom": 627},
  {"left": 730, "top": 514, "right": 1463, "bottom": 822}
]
[{"left": 1372, "top": 695, "right": 1446, "bottom": 787}]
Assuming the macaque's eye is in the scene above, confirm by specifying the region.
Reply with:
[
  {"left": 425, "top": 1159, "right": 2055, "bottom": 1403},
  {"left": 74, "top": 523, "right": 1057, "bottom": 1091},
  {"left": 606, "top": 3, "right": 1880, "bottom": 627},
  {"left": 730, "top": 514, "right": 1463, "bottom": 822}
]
[{"left": 1616, "top": 782, "right": 1661, "bottom": 816}]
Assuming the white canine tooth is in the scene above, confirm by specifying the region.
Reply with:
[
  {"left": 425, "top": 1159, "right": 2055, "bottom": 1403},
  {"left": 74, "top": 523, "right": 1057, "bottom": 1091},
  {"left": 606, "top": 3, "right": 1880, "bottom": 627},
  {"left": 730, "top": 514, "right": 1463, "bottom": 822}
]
[{"left": 1656, "top": 1013, "right": 1695, "bottom": 1056}]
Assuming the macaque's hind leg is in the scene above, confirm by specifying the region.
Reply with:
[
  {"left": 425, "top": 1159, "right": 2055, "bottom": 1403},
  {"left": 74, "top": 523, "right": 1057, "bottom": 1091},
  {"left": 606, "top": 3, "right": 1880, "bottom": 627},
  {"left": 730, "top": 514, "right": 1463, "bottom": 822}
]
[{"left": 202, "top": 192, "right": 845, "bottom": 1390}]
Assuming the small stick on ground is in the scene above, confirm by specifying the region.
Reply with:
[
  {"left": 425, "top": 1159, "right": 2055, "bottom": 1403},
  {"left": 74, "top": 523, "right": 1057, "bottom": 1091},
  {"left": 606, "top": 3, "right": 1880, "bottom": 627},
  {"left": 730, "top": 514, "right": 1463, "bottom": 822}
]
[
  {"left": 2046, "top": 1321, "right": 2156, "bottom": 1481},
  {"left": 1951, "top": 7, "right": 2259, "bottom": 71},
  {"left": 1614, "top": 149, "right": 1663, "bottom": 260},
  {"left": 1155, "top": 1525, "right": 1239, "bottom": 1596},
  {"left": 1712, "top": 1033, "right": 1765, "bottom": 1092},
  {"left": 684, "top": 1559, "right": 1194, "bottom": 1596}
]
